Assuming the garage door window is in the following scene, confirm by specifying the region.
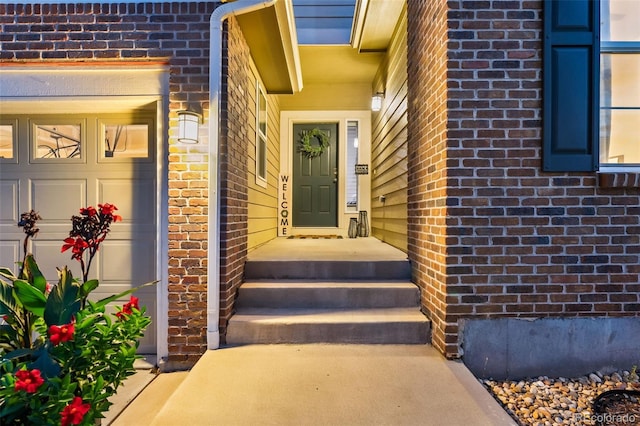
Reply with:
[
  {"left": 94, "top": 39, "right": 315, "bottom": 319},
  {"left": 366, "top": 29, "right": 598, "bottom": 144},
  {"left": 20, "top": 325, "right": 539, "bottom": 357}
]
[
  {"left": 0, "top": 122, "right": 15, "bottom": 161},
  {"left": 33, "top": 123, "right": 83, "bottom": 162},
  {"left": 101, "top": 121, "right": 152, "bottom": 160}
]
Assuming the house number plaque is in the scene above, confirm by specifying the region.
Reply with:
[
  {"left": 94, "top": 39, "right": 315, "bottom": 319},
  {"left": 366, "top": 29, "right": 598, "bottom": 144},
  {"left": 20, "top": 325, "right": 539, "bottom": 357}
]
[{"left": 355, "top": 164, "right": 369, "bottom": 175}]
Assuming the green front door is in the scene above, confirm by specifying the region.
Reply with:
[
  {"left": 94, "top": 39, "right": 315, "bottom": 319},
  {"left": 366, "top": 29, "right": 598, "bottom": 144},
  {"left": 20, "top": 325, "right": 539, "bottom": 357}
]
[{"left": 292, "top": 123, "right": 338, "bottom": 227}]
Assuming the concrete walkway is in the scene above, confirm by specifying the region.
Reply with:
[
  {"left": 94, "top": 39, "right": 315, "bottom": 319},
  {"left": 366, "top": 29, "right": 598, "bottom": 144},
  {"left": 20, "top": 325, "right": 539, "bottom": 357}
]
[
  {"left": 112, "top": 344, "right": 515, "bottom": 426},
  {"left": 247, "top": 237, "right": 409, "bottom": 262}
]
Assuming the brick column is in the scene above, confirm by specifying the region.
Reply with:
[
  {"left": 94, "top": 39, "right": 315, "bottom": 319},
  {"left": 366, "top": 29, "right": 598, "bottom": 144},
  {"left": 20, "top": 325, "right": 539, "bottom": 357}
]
[
  {"left": 218, "top": 19, "right": 250, "bottom": 340},
  {"left": 406, "top": 0, "right": 451, "bottom": 356}
]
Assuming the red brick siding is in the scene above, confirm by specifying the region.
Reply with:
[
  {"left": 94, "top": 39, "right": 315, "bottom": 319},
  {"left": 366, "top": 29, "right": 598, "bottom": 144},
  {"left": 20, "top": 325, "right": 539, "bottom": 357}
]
[
  {"left": 407, "top": 0, "right": 450, "bottom": 355},
  {"left": 0, "top": 3, "right": 253, "bottom": 368},
  {"left": 218, "top": 19, "right": 250, "bottom": 341},
  {"left": 408, "top": 0, "right": 640, "bottom": 358}
]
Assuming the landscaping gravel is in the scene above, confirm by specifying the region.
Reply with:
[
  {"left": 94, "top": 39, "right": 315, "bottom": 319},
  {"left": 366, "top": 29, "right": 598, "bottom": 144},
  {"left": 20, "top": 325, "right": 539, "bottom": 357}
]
[{"left": 482, "top": 370, "right": 640, "bottom": 425}]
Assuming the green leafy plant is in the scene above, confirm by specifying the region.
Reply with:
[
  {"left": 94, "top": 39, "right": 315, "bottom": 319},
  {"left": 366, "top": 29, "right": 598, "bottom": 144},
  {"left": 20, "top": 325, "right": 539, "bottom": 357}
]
[{"left": 0, "top": 205, "right": 155, "bottom": 425}]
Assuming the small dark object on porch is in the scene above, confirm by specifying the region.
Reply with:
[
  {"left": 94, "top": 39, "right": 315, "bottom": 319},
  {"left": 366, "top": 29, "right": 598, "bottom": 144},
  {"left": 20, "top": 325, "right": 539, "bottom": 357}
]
[
  {"left": 358, "top": 211, "right": 369, "bottom": 237},
  {"left": 348, "top": 218, "right": 358, "bottom": 238},
  {"left": 592, "top": 389, "right": 640, "bottom": 426}
]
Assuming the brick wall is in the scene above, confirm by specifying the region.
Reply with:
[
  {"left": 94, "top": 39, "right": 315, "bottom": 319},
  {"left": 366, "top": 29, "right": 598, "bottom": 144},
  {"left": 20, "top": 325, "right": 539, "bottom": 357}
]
[
  {"left": 407, "top": 0, "right": 450, "bottom": 356},
  {"left": 218, "top": 18, "right": 250, "bottom": 341},
  {"left": 409, "top": 0, "right": 640, "bottom": 358},
  {"left": 0, "top": 2, "right": 253, "bottom": 368}
]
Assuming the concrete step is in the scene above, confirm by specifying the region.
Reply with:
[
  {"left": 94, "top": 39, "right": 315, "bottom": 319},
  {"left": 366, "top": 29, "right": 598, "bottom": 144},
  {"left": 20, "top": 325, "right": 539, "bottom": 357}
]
[
  {"left": 226, "top": 308, "right": 430, "bottom": 345},
  {"left": 236, "top": 281, "right": 420, "bottom": 309},
  {"left": 244, "top": 260, "right": 411, "bottom": 280}
]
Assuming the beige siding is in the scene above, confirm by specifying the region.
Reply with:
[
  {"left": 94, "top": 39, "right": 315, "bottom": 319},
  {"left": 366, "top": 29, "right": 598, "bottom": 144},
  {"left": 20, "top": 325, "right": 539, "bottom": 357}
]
[
  {"left": 247, "top": 60, "right": 281, "bottom": 251},
  {"left": 370, "top": 7, "right": 408, "bottom": 252}
]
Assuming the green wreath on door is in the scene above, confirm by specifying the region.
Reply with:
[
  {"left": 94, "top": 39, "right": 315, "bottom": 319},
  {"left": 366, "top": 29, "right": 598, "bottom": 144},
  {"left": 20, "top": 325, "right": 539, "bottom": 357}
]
[{"left": 298, "top": 128, "right": 329, "bottom": 158}]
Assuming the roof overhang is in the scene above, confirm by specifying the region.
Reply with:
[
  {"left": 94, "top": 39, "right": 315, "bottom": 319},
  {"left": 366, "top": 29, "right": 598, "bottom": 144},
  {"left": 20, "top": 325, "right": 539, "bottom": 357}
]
[
  {"left": 350, "top": 0, "right": 405, "bottom": 52},
  {"left": 232, "top": 0, "right": 303, "bottom": 94}
]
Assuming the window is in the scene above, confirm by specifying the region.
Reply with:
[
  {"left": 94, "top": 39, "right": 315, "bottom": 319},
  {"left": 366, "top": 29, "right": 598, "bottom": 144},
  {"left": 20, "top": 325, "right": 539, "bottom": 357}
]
[
  {"left": 543, "top": 1, "right": 640, "bottom": 172},
  {"left": 100, "top": 121, "right": 152, "bottom": 160},
  {"left": 33, "top": 122, "right": 83, "bottom": 162},
  {"left": 256, "top": 84, "right": 267, "bottom": 186},
  {"left": 346, "top": 120, "right": 359, "bottom": 211},
  {"left": 600, "top": 0, "right": 640, "bottom": 166},
  {"left": 0, "top": 122, "right": 15, "bottom": 161}
]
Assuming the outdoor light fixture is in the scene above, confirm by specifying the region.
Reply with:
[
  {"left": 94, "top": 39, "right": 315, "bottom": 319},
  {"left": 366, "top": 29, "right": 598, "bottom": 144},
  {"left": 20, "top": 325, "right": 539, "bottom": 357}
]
[
  {"left": 177, "top": 110, "right": 201, "bottom": 144},
  {"left": 371, "top": 92, "right": 384, "bottom": 112}
]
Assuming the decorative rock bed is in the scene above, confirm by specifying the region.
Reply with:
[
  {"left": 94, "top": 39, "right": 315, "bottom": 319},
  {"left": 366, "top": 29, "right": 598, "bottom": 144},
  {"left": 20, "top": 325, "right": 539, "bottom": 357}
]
[{"left": 482, "top": 370, "right": 640, "bottom": 425}]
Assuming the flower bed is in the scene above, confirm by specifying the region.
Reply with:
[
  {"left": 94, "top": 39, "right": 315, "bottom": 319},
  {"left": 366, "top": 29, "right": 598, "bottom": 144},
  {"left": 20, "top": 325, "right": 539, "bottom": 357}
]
[{"left": 0, "top": 205, "right": 155, "bottom": 425}]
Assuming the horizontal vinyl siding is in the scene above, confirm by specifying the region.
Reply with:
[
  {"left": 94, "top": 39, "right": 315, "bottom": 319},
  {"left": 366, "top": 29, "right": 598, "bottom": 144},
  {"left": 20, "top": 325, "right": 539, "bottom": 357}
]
[
  {"left": 247, "top": 61, "right": 280, "bottom": 251},
  {"left": 371, "top": 7, "right": 408, "bottom": 252}
]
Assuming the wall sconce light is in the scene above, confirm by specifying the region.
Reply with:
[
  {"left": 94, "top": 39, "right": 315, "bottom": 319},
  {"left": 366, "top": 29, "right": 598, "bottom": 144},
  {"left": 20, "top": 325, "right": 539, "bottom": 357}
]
[
  {"left": 177, "top": 110, "right": 201, "bottom": 144},
  {"left": 371, "top": 92, "right": 384, "bottom": 112}
]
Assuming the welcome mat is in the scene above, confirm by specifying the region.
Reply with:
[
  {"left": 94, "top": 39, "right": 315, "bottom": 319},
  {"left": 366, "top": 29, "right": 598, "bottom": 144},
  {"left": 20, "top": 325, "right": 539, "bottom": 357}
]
[{"left": 287, "top": 235, "right": 343, "bottom": 239}]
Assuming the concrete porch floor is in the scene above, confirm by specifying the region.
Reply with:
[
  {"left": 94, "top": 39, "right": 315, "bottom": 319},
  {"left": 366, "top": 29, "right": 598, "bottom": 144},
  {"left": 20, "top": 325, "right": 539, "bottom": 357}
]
[
  {"left": 247, "top": 237, "right": 408, "bottom": 262},
  {"left": 112, "top": 344, "right": 516, "bottom": 426},
  {"left": 107, "top": 239, "right": 515, "bottom": 425}
]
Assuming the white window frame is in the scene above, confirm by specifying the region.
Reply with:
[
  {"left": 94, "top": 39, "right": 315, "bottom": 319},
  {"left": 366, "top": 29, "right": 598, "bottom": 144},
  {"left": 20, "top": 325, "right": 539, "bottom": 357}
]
[
  {"left": 31, "top": 119, "right": 85, "bottom": 164},
  {"left": 256, "top": 83, "right": 268, "bottom": 187},
  {"left": 599, "top": 0, "right": 640, "bottom": 168},
  {"left": 345, "top": 120, "right": 359, "bottom": 212},
  {"left": 0, "top": 119, "right": 18, "bottom": 164}
]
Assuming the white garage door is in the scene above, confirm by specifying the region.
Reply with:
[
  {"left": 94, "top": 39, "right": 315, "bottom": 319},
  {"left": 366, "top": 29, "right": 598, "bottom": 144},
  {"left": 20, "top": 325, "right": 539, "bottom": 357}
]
[{"left": 0, "top": 112, "right": 157, "bottom": 353}]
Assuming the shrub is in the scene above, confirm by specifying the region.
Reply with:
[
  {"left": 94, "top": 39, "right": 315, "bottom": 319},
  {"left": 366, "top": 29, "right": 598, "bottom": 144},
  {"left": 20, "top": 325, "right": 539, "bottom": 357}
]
[{"left": 0, "top": 205, "right": 155, "bottom": 425}]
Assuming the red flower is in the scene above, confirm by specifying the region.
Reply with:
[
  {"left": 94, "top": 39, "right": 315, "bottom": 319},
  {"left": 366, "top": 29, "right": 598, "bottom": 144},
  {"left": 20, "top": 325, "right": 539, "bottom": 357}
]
[
  {"left": 116, "top": 296, "right": 140, "bottom": 320},
  {"left": 61, "top": 237, "right": 89, "bottom": 260},
  {"left": 48, "top": 322, "right": 75, "bottom": 345},
  {"left": 98, "top": 203, "right": 122, "bottom": 222},
  {"left": 14, "top": 368, "right": 44, "bottom": 393},
  {"left": 79, "top": 206, "right": 97, "bottom": 217},
  {"left": 60, "top": 397, "right": 90, "bottom": 426}
]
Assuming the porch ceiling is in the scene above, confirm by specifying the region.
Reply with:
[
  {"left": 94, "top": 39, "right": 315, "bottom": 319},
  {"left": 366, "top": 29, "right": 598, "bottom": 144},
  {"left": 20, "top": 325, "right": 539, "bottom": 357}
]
[
  {"left": 234, "top": 0, "right": 401, "bottom": 91},
  {"left": 299, "top": 45, "right": 383, "bottom": 85}
]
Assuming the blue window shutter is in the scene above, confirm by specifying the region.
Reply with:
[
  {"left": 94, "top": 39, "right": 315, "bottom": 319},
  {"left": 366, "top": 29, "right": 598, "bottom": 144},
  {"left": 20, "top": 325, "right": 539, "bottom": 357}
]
[{"left": 543, "top": 0, "right": 599, "bottom": 172}]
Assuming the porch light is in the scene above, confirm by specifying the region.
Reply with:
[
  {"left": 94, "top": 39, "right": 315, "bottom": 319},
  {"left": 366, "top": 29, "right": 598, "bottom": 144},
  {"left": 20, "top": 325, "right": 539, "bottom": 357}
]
[
  {"left": 371, "top": 92, "right": 384, "bottom": 112},
  {"left": 177, "top": 110, "right": 201, "bottom": 144}
]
